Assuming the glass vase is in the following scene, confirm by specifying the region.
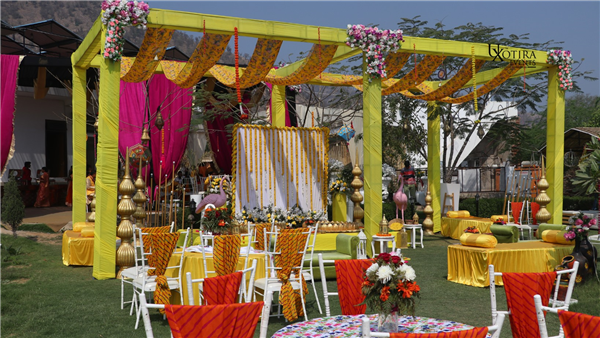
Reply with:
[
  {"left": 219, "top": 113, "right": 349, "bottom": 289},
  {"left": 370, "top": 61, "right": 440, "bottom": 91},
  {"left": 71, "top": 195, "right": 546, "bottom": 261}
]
[{"left": 377, "top": 312, "right": 399, "bottom": 333}]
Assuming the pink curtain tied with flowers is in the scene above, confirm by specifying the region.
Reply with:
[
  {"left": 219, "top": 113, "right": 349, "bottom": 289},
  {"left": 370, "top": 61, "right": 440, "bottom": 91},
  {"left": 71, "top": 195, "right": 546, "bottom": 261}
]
[
  {"left": 118, "top": 74, "right": 192, "bottom": 187},
  {"left": 1, "top": 55, "right": 21, "bottom": 175}
]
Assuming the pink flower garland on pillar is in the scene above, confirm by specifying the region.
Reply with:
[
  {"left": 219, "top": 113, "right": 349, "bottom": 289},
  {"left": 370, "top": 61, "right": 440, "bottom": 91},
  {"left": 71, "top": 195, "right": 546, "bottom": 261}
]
[
  {"left": 547, "top": 49, "right": 574, "bottom": 91},
  {"left": 101, "top": 0, "right": 150, "bottom": 62},
  {"left": 346, "top": 24, "right": 404, "bottom": 79}
]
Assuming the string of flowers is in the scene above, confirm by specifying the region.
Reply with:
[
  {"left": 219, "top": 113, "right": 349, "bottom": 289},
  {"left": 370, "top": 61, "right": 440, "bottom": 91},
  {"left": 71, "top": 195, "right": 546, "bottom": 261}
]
[
  {"left": 346, "top": 24, "right": 404, "bottom": 79},
  {"left": 547, "top": 50, "right": 574, "bottom": 91},
  {"left": 101, "top": 0, "right": 150, "bottom": 62}
]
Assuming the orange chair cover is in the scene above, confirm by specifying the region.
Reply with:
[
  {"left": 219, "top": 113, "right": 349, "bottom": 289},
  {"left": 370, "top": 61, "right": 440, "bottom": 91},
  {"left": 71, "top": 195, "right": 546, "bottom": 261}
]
[
  {"left": 145, "top": 233, "right": 179, "bottom": 313},
  {"left": 274, "top": 229, "right": 309, "bottom": 322},
  {"left": 140, "top": 225, "right": 171, "bottom": 234},
  {"left": 503, "top": 271, "right": 557, "bottom": 338},
  {"left": 165, "top": 301, "right": 264, "bottom": 338},
  {"left": 530, "top": 202, "right": 540, "bottom": 225},
  {"left": 334, "top": 259, "right": 373, "bottom": 315},
  {"left": 254, "top": 223, "right": 270, "bottom": 251},
  {"left": 203, "top": 271, "right": 243, "bottom": 305},
  {"left": 558, "top": 310, "right": 600, "bottom": 338},
  {"left": 510, "top": 202, "right": 524, "bottom": 224},
  {"left": 389, "top": 327, "right": 488, "bottom": 338},
  {"left": 213, "top": 234, "right": 241, "bottom": 276}
]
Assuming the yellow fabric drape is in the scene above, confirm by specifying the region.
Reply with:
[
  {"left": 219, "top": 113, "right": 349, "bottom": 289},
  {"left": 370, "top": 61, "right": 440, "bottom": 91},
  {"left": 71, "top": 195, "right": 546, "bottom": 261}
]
[
  {"left": 275, "top": 229, "right": 309, "bottom": 321},
  {"left": 401, "top": 59, "right": 486, "bottom": 101},
  {"left": 441, "top": 217, "right": 493, "bottom": 239},
  {"left": 213, "top": 234, "right": 241, "bottom": 276},
  {"left": 72, "top": 66, "right": 87, "bottom": 224},
  {"left": 209, "top": 39, "right": 283, "bottom": 88},
  {"left": 546, "top": 67, "right": 565, "bottom": 224},
  {"left": 317, "top": 52, "right": 410, "bottom": 85},
  {"left": 120, "top": 28, "right": 174, "bottom": 82},
  {"left": 447, "top": 242, "right": 574, "bottom": 287},
  {"left": 427, "top": 102, "right": 442, "bottom": 233},
  {"left": 161, "top": 33, "right": 231, "bottom": 88},
  {"left": 437, "top": 62, "right": 521, "bottom": 103},
  {"left": 93, "top": 28, "right": 120, "bottom": 280},
  {"left": 62, "top": 230, "right": 95, "bottom": 266},
  {"left": 265, "top": 44, "right": 338, "bottom": 85},
  {"left": 379, "top": 55, "right": 446, "bottom": 95}
]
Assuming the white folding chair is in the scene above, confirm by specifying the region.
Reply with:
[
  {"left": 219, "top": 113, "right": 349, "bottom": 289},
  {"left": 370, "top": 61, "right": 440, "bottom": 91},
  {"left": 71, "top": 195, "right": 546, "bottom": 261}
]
[
  {"left": 133, "top": 228, "right": 191, "bottom": 329},
  {"left": 301, "top": 223, "right": 323, "bottom": 314},
  {"left": 186, "top": 259, "right": 258, "bottom": 305},
  {"left": 489, "top": 261, "right": 579, "bottom": 338},
  {"left": 255, "top": 228, "right": 311, "bottom": 338},
  {"left": 360, "top": 313, "right": 505, "bottom": 338},
  {"left": 317, "top": 253, "right": 337, "bottom": 317},
  {"left": 122, "top": 227, "right": 156, "bottom": 315}
]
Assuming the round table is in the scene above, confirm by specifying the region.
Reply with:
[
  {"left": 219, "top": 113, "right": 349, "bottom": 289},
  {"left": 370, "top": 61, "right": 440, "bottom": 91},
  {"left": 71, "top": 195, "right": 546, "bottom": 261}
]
[{"left": 272, "top": 314, "right": 484, "bottom": 337}]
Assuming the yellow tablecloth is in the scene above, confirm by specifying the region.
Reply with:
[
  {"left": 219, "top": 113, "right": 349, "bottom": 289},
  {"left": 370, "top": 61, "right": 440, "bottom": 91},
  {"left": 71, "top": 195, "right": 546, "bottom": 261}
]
[
  {"left": 166, "top": 252, "right": 266, "bottom": 305},
  {"left": 447, "top": 241, "right": 574, "bottom": 287},
  {"left": 61, "top": 230, "right": 94, "bottom": 266},
  {"left": 441, "top": 217, "right": 493, "bottom": 239}
]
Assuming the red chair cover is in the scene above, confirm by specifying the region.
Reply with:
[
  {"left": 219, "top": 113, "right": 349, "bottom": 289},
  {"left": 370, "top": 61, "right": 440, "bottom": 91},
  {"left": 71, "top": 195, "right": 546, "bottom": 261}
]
[
  {"left": 530, "top": 202, "right": 540, "bottom": 225},
  {"left": 503, "top": 271, "right": 557, "bottom": 338},
  {"left": 164, "top": 301, "right": 264, "bottom": 338},
  {"left": 334, "top": 259, "right": 373, "bottom": 315},
  {"left": 203, "top": 271, "right": 243, "bottom": 305},
  {"left": 511, "top": 202, "right": 524, "bottom": 224},
  {"left": 389, "top": 327, "right": 488, "bottom": 338},
  {"left": 558, "top": 310, "right": 600, "bottom": 338}
]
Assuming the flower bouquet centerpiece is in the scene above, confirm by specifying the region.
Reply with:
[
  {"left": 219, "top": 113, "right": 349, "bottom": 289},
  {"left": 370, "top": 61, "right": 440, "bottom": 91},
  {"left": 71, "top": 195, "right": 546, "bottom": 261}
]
[
  {"left": 361, "top": 252, "right": 420, "bottom": 333},
  {"left": 564, "top": 212, "right": 596, "bottom": 245},
  {"left": 101, "top": 0, "right": 150, "bottom": 62},
  {"left": 464, "top": 226, "right": 480, "bottom": 234}
]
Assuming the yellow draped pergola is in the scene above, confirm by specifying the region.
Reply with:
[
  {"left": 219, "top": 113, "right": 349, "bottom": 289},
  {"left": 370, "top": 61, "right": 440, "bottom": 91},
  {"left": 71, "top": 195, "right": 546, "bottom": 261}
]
[{"left": 72, "top": 9, "right": 565, "bottom": 279}]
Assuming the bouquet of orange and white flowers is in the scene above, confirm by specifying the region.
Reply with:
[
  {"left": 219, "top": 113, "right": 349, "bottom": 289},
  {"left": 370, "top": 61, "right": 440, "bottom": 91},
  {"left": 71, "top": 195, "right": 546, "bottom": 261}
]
[{"left": 361, "top": 252, "right": 420, "bottom": 316}]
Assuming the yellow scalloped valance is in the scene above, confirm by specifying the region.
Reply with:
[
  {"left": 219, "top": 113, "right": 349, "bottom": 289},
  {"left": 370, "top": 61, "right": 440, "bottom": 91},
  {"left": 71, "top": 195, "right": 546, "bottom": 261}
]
[
  {"left": 120, "top": 28, "right": 174, "bottom": 82},
  {"left": 265, "top": 44, "right": 338, "bottom": 86}
]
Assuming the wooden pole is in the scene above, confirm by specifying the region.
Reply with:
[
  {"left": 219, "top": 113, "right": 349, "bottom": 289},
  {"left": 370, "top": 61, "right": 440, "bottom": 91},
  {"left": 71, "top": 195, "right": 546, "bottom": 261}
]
[
  {"left": 181, "top": 187, "right": 186, "bottom": 232},
  {"left": 169, "top": 162, "right": 175, "bottom": 226},
  {"left": 157, "top": 161, "right": 162, "bottom": 226},
  {"left": 163, "top": 174, "right": 167, "bottom": 227},
  {"left": 148, "top": 174, "right": 153, "bottom": 226}
]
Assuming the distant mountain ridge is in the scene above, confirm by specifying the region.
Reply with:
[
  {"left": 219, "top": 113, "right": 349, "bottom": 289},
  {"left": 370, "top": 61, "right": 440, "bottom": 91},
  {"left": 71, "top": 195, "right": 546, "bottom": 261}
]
[{"left": 1, "top": 1, "right": 244, "bottom": 63}]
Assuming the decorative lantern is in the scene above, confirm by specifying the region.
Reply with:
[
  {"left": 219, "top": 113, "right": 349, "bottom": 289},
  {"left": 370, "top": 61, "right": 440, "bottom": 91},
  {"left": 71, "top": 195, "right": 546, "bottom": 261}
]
[
  {"left": 477, "top": 125, "right": 485, "bottom": 139},
  {"left": 357, "top": 228, "right": 367, "bottom": 259},
  {"left": 155, "top": 111, "right": 164, "bottom": 131},
  {"left": 379, "top": 215, "right": 389, "bottom": 235},
  {"left": 141, "top": 125, "right": 150, "bottom": 144}
]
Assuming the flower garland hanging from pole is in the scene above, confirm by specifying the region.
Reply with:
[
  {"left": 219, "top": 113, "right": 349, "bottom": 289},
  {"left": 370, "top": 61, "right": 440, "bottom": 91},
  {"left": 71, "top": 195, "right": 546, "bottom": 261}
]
[
  {"left": 101, "top": 0, "right": 150, "bottom": 62},
  {"left": 346, "top": 24, "right": 404, "bottom": 79},
  {"left": 547, "top": 50, "right": 574, "bottom": 91}
]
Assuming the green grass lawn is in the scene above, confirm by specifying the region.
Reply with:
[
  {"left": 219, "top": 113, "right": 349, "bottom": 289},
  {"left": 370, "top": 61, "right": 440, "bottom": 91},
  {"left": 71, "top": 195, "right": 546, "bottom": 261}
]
[{"left": 1, "top": 232, "right": 598, "bottom": 338}]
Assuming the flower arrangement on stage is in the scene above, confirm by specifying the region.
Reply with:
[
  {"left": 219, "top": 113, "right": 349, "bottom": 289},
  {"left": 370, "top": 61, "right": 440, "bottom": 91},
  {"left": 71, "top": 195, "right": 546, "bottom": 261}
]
[
  {"left": 547, "top": 50, "right": 574, "bottom": 91},
  {"left": 205, "top": 176, "right": 232, "bottom": 196},
  {"left": 346, "top": 24, "right": 404, "bottom": 78},
  {"left": 564, "top": 212, "right": 596, "bottom": 241},
  {"left": 239, "top": 204, "right": 325, "bottom": 228},
  {"left": 361, "top": 252, "right": 420, "bottom": 316},
  {"left": 101, "top": 0, "right": 150, "bottom": 62},
  {"left": 329, "top": 179, "right": 349, "bottom": 195},
  {"left": 464, "top": 226, "right": 480, "bottom": 234}
]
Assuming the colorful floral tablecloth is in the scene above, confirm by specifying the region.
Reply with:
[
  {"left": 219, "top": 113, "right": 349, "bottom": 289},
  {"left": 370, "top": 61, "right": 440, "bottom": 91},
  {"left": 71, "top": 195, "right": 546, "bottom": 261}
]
[{"left": 272, "top": 314, "right": 488, "bottom": 337}]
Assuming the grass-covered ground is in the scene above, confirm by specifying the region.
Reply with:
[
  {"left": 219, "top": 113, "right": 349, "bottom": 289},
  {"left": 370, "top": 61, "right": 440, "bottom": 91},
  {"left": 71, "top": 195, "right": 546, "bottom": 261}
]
[{"left": 1, "top": 231, "right": 598, "bottom": 337}]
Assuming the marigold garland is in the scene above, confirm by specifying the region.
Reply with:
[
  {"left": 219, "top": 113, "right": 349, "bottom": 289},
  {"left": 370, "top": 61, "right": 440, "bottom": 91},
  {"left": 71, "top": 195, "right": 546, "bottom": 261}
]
[
  {"left": 248, "top": 127, "right": 252, "bottom": 173},
  {"left": 254, "top": 127, "right": 258, "bottom": 184},
  {"left": 472, "top": 46, "right": 478, "bottom": 112},
  {"left": 259, "top": 127, "right": 263, "bottom": 207}
]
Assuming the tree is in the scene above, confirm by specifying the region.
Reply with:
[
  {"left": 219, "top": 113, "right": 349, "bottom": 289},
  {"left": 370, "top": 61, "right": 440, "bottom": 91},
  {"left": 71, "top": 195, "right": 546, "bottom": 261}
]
[
  {"left": 572, "top": 137, "right": 600, "bottom": 211},
  {"left": 386, "top": 17, "right": 597, "bottom": 182},
  {"left": 1, "top": 176, "right": 25, "bottom": 238}
]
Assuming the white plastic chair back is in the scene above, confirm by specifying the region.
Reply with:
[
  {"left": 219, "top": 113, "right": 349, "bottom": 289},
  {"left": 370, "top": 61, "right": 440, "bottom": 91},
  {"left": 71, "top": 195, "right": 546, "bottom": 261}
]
[
  {"left": 186, "top": 258, "right": 257, "bottom": 305},
  {"left": 489, "top": 261, "right": 579, "bottom": 338},
  {"left": 301, "top": 223, "right": 322, "bottom": 314},
  {"left": 241, "top": 225, "right": 255, "bottom": 271},
  {"left": 317, "top": 253, "right": 337, "bottom": 317},
  {"left": 199, "top": 231, "right": 216, "bottom": 279},
  {"left": 199, "top": 203, "right": 216, "bottom": 232}
]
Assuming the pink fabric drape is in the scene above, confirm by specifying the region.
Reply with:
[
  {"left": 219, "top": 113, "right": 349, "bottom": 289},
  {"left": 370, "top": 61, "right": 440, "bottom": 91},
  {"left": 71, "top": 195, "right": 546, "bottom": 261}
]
[
  {"left": 1, "top": 55, "right": 20, "bottom": 174},
  {"left": 118, "top": 80, "right": 146, "bottom": 165},
  {"left": 149, "top": 74, "right": 192, "bottom": 185}
]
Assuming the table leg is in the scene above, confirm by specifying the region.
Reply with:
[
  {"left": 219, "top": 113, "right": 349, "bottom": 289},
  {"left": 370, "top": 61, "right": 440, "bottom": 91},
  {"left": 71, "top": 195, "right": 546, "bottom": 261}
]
[
  {"left": 380, "top": 240, "right": 385, "bottom": 254},
  {"left": 412, "top": 228, "right": 416, "bottom": 249}
]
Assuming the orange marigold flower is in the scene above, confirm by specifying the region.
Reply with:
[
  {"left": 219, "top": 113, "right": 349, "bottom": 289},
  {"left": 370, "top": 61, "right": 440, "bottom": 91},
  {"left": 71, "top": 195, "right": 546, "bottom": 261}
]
[
  {"left": 218, "top": 220, "right": 226, "bottom": 227},
  {"left": 406, "top": 281, "right": 420, "bottom": 293},
  {"left": 380, "top": 286, "right": 390, "bottom": 302}
]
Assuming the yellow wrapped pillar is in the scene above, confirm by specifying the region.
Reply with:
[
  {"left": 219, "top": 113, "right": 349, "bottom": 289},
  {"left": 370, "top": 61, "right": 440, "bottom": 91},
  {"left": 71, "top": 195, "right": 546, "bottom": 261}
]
[
  {"left": 427, "top": 102, "right": 441, "bottom": 233},
  {"left": 332, "top": 193, "right": 347, "bottom": 222},
  {"left": 271, "top": 85, "right": 286, "bottom": 127},
  {"left": 71, "top": 66, "right": 87, "bottom": 224},
  {"left": 362, "top": 55, "right": 382, "bottom": 257},
  {"left": 93, "top": 28, "right": 120, "bottom": 280},
  {"left": 546, "top": 67, "right": 565, "bottom": 224}
]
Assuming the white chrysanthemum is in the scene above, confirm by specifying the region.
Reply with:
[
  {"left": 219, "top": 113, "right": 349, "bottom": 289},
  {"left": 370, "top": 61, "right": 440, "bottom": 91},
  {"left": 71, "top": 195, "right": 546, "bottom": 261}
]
[
  {"left": 401, "top": 265, "right": 416, "bottom": 282},
  {"left": 366, "top": 263, "right": 379, "bottom": 275},
  {"left": 377, "top": 265, "right": 394, "bottom": 284}
]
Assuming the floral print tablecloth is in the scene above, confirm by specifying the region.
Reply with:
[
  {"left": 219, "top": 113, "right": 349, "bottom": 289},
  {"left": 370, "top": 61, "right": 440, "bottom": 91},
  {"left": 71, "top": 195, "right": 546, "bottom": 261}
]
[{"left": 272, "top": 315, "right": 488, "bottom": 338}]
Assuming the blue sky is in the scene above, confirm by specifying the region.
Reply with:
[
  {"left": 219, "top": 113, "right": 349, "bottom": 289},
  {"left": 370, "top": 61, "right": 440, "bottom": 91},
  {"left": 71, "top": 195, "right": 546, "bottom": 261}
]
[{"left": 154, "top": 1, "right": 600, "bottom": 97}]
